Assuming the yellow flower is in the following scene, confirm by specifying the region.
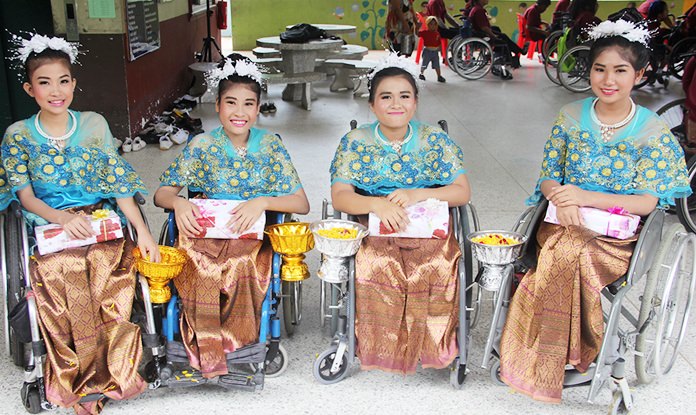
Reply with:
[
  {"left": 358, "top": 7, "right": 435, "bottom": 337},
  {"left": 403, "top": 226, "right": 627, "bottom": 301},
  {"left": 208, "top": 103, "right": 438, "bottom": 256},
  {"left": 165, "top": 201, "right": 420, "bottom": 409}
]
[
  {"left": 197, "top": 171, "right": 204, "bottom": 178},
  {"left": 602, "top": 168, "right": 612, "bottom": 176},
  {"left": 363, "top": 177, "right": 370, "bottom": 183},
  {"left": 663, "top": 136, "right": 670, "bottom": 143},
  {"left": 650, "top": 150, "right": 660, "bottom": 159},
  {"left": 210, "top": 146, "right": 218, "bottom": 153},
  {"left": 443, "top": 172, "right": 450, "bottom": 178},
  {"left": 657, "top": 160, "right": 667, "bottom": 169},
  {"left": 47, "top": 148, "right": 56, "bottom": 155},
  {"left": 108, "top": 158, "right": 117, "bottom": 165},
  {"left": 646, "top": 170, "right": 656, "bottom": 179},
  {"left": 570, "top": 153, "right": 579, "bottom": 162},
  {"left": 548, "top": 150, "right": 558, "bottom": 158},
  {"left": 119, "top": 186, "right": 128, "bottom": 193},
  {"left": 609, "top": 149, "right": 618, "bottom": 157},
  {"left": 82, "top": 153, "right": 90, "bottom": 160},
  {"left": 356, "top": 145, "right": 364, "bottom": 152},
  {"left": 9, "top": 147, "right": 18, "bottom": 155},
  {"left": 43, "top": 165, "right": 54, "bottom": 174},
  {"left": 433, "top": 161, "right": 439, "bottom": 169},
  {"left": 618, "top": 143, "right": 627, "bottom": 151},
  {"left": 282, "top": 184, "right": 289, "bottom": 190},
  {"left": 269, "top": 175, "right": 276, "bottom": 182},
  {"left": 92, "top": 209, "right": 110, "bottom": 219},
  {"left": 392, "top": 163, "right": 402, "bottom": 172},
  {"left": 273, "top": 164, "right": 281, "bottom": 172},
  {"left": 240, "top": 171, "right": 249, "bottom": 179},
  {"left": 17, "top": 165, "right": 27, "bottom": 173},
  {"left": 59, "top": 180, "right": 67, "bottom": 186},
  {"left": 581, "top": 132, "right": 589, "bottom": 139},
  {"left": 79, "top": 169, "right": 86, "bottom": 177},
  {"left": 233, "top": 161, "right": 241, "bottom": 168},
  {"left": 54, "top": 155, "right": 64, "bottom": 165},
  {"left": 568, "top": 142, "right": 575, "bottom": 149},
  {"left": 402, "top": 154, "right": 410, "bottom": 162},
  {"left": 614, "top": 184, "right": 622, "bottom": 191},
  {"left": 106, "top": 175, "right": 116, "bottom": 183},
  {"left": 614, "top": 160, "right": 624, "bottom": 169},
  {"left": 115, "top": 167, "right": 125, "bottom": 175},
  {"left": 570, "top": 177, "right": 576, "bottom": 182},
  {"left": 352, "top": 162, "right": 362, "bottom": 171},
  {"left": 362, "top": 155, "right": 371, "bottom": 163},
  {"left": 20, "top": 154, "right": 28, "bottom": 161},
  {"left": 0, "top": 179, "right": 5, "bottom": 186},
  {"left": 230, "top": 178, "right": 239, "bottom": 186},
  {"left": 553, "top": 172, "right": 560, "bottom": 177},
  {"left": 406, "top": 177, "right": 413, "bottom": 184},
  {"left": 659, "top": 184, "right": 666, "bottom": 191}
]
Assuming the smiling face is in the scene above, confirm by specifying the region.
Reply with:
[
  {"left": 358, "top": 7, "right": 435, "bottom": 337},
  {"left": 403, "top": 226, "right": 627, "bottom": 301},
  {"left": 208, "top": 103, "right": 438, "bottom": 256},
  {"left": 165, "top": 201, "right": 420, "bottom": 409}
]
[
  {"left": 369, "top": 75, "right": 417, "bottom": 131},
  {"left": 215, "top": 83, "right": 260, "bottom": 143},
  {"left": 23, "top": 59, "right": 75, "bottom": 117},
  {"left": 590, "top": 47, "right": 644, "bottom": 107}
]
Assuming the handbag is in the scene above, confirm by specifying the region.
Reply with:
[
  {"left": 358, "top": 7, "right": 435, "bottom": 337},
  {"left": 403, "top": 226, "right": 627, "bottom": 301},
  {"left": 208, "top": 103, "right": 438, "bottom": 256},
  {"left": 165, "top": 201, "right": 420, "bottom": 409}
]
[{"left": 280, "top": 23, "right": 328, "bottom": 43}]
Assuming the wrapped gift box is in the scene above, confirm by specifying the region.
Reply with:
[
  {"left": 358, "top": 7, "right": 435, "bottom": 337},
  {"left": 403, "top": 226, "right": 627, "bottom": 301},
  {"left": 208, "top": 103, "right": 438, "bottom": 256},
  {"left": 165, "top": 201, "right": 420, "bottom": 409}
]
[
  {"left": 35, "top": 209, "right": 124, "bottom": 255},
  {"left": 544, "top": 201, "right": 640, "bottom": 240},
  {"left": 190, "top": 199, "right": 266, "bottom": 240},
  {"left": 368, "top": 198, "right": 449, "bottom": 239}
]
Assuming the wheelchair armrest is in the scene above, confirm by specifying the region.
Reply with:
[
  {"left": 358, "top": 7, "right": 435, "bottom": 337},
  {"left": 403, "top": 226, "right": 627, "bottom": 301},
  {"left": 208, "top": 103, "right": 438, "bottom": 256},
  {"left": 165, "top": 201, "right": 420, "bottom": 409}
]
[
  {"left": 10, "top": 200, "right": 22, "bottom": 218},
  {"left": 134, "top": 192, "right": 146, "bottom": 206}
]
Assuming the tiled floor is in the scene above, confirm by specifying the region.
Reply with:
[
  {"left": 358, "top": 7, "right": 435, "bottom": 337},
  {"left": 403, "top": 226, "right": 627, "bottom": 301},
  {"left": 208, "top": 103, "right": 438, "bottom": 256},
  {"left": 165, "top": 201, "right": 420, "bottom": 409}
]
[{"left": 1, "top": 51, "right": 693, "bottom": 414}]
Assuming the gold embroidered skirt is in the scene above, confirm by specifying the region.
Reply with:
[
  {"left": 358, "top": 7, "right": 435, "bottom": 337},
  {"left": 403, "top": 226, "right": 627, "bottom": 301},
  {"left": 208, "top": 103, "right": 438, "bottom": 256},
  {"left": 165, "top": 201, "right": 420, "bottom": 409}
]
[
  {"left": 175, "top": 236, "right": 272, "bottom": 378},
  {"left": 499, "top": 222, "right": 637, "bottom": 402},
  {"left": 31, "top": 235, "right": 145, "bottom": 415},
  {"left": 354, "top": 230, "right": 461, "bottom": 374}
]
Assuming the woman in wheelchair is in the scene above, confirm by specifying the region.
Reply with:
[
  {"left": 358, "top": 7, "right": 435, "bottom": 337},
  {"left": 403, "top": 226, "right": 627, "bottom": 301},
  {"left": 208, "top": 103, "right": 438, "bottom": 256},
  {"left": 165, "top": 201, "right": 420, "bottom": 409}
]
[
  {"left": 1, "top": 35, "right": 160, "bottom": 414},
  {"left": 469, "top": 0, "right": 527, "bottom": 74},
  {"left": 153, "top": 54, "right": 309, "bottom": 379},
  {"left": 329, "top": 55, "right": 471, "bottom": 374},
  {"left": 498, "top": 22, "right": 691, "bottom": 403}
]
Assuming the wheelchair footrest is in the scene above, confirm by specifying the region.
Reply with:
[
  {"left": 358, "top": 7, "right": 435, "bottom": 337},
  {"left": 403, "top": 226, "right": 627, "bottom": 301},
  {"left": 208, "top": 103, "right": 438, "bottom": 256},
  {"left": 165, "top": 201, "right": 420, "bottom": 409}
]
[
  {"left": 218, "top": 371, "right": 264, "bottom": 392},
  {"left": 164, "top": 369, "right": 208, "bottom": 388}
]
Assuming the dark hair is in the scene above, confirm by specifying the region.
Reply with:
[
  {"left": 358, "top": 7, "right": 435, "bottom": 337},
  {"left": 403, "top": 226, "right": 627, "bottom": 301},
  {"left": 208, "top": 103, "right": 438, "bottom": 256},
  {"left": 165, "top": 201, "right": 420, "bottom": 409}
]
[
  {"left": 569, "top": 0, "right": 598, "bottom": 19},
  {"left": 367, "top": 67, "right": 419, "bottom": 103},
  {"left": 647, "top": 1, "right": 667, "bottom": 20},
  {"left": 217, "top": 53, "right": 262, "bottom": 102},
  {"left": 519, "top": 2, "right": 527, "bottom": 8},
  {"left": 24, "top": 48, "right": 72, "bottom": 81},
  {"left": 537, "top": 0, "right": 551, "bottom": 6},
  {"left": 588, "top": 35, "right": 650, "bottom": 71}
]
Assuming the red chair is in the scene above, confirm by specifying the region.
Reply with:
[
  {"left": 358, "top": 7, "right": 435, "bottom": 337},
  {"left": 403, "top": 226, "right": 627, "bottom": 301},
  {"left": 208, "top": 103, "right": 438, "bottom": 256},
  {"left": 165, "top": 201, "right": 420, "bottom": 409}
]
[{"left": 516, "top": 12, "right": 542, "bottom": 61}]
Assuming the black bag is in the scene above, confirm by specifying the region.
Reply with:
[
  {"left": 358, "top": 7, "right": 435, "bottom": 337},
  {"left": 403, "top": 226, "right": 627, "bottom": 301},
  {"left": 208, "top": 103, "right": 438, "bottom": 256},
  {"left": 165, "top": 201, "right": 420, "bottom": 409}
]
[
  {"left": 9, "top": 297, "right": 32, "bottom": 344},
  {"left": 280, "top": 23, "right": 327, "bottom": 43},
  {"left": 607, "top": 7, "right": 644, "bottom": 24}
]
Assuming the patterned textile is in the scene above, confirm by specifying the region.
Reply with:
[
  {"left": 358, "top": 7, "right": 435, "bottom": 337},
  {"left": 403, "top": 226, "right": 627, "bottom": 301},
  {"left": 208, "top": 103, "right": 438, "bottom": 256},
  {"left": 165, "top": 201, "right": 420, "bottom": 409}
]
[
  {"left": 0, "top": 164, "right": 14, "bottom": 211},
  {"left": 174, "top": 235, "right": 272, "bottom": 378},
  {"left": 31, "top": 232, "right": 145, "bottom": 414},
  {"left": 330, "top": 121, "right": 466, "bottom": 196},
  {"left": 499, "top": 223, "right": 637, "bottom": 402},
  {"left": 527, "top": 98, "right": 691, "bottom": 208},
  {"left": 160, "top": 127, "right": 302, "bottom": 199},
  {"left": 355, "top": 228, "right": 461, "bottom": 373},
  {"left": 330, "top": 121, "right": 466, "bottom": 373},
  {"left": 1, "top": 111, "right": 146, "bottom": 215}
]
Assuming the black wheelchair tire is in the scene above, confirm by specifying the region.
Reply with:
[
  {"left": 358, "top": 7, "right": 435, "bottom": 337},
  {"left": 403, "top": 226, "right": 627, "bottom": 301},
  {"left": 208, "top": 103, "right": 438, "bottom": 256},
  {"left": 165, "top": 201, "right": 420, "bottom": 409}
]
[
  {"left": 282, "top": 281, "right": 299, "bottom": 337},
  {"left": 668, "top": 37, "right": 696, "bottom": 80},
  {"left": 6, "top": 211, "right": 25, "bottom": 367}
]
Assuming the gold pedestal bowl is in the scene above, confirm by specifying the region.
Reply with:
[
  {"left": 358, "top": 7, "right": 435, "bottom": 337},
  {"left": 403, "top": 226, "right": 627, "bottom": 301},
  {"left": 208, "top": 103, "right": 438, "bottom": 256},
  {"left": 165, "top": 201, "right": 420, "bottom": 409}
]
[
  {"left": 133, "top": 246, "right": 188, "bottom": 303},
  {"left": 265, "top": 222, "right": 315, "bottom": 281}
]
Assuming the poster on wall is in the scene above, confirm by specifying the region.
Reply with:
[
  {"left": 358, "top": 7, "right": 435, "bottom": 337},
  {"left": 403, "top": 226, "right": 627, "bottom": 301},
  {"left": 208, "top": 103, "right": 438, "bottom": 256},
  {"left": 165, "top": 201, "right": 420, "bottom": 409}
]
[{"left": 126, "top": 0, "right": 160, "bottom": 61}]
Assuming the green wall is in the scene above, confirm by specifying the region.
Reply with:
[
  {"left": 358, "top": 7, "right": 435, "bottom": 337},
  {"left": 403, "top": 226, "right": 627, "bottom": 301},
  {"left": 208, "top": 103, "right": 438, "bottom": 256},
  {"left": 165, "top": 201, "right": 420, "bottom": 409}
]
[{"left": 230, "top": 0, "right": 686, "bottom": 50}]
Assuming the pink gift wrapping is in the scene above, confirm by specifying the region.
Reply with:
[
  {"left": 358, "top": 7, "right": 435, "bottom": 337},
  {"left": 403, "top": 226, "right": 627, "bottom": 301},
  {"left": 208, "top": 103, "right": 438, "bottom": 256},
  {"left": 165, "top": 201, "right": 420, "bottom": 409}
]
[
  {"left": 35, "top": 209, "right": 124, "bottom": 255},
  {"left": 189, "top": 199, "right": 266, "bottom": 240},
  {"left": 544, "top": 201, "right": 640, "bottom": 240},
  {"left": 368, "top": 198, "right": 449, "bottom": 239}
]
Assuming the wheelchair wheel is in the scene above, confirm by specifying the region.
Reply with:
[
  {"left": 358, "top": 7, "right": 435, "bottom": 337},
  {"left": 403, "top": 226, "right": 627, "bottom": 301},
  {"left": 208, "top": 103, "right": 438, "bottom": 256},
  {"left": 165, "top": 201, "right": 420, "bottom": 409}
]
[
  {"left": 21, "top": 382, "right": 42, "bottom": 414},
  {"left": 452, "top": 38, "right": 493, "bottom": 80},
  {"left": 668, "top": 37, "right": 696, "bottom": 80},
  {"left": 635, "top": 224, "right": 696, "bottom": 384},
  {"left": 608, "top": 390, "right": 630, "bottom": 415},
  {"left": 543, "top": 43, "right": 561, "bottom": 85},
  {"left": 313, "top": 345, "right": 350, "bottom": 384},
  {"left": 449, "top": 357, "right": 467, "bottom": 389},
  {"left": 264, "top": 343, "right": 288, "bottom": 378},
  {"left": 541, "top": 30, "right": 562, "bottom": 62},
  {"left": 657, "top": 98, "right": 687, "bottom": 144},
  {"left": 282, "top": 280, "right": 301, "bottom": 337},
  {"left": 676, "top": 154, "right": 696, "bottom": 234},
  {"left": 446, "top": 35, "right": 464, "bottom": 68},
  {"left": 5, "top": 210, "right": 26, "bottom": 367},
  {"left": 557, "top": 45, "right": 592, "bottom": 93},
  {"left": 489, "top": 358, "right": 505, "bottom": 386}
]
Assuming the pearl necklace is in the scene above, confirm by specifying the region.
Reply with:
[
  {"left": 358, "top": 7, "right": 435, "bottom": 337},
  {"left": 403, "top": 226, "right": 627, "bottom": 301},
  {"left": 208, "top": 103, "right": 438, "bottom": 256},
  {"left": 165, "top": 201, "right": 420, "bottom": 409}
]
[
  {"left": 34, "top": 110, "right": 77, "bottom": 149},
  {"left": 590, "top": 98, "right": 636, "bottom": 143},
  {"left": 374, "top": 122, "right": 413, "bottom": 154}
]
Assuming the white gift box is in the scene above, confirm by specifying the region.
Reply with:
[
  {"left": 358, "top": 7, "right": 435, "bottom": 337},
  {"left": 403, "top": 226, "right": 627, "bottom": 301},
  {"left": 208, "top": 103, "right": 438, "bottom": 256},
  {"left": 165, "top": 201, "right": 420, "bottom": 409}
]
[
  {"left": 189, "top": 199, "right": 266, "bottom": 240},
  {"left": 35, "top": 209, "right": 124, "bottom": 255},
  {"left": 368, "top": 198, "right": 449, "bottom": 239},
  {"left": 544, "top": 201, "right": 640, "bottom": 240}
]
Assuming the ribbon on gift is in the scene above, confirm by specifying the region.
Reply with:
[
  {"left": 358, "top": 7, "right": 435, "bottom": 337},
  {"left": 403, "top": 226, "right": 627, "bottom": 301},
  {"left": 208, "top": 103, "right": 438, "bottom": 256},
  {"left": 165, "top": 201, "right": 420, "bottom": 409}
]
[
  {"left": 92, "top": 209, "right": 111, "bottom": 220},
  {"left": 607, "top": 206, "right": 629, "bottom": 215}
]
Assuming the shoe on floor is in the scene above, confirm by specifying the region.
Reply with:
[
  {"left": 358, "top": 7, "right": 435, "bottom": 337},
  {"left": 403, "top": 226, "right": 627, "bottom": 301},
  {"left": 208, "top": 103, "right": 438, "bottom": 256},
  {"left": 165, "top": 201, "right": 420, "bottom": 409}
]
[
  {"left": 159, "top": 135, "right": 173, "bottom": 150},
  {"left": 437, "top": 76, "right": 446, "bottom": 83},
  {"left": 267, "top": 103, "right": 277, "bottom": 114},
  {"left": 122, "top": 138, "right": 133, "bottom": 153},
  {"left": 260, "top": 103, "right": 270, "bottom": 115},
  {"left": 171, "top": 128, "right": 189, "bottom": 145},
  {"left": 419, "top": 74, "right": 426, "bottom": 80},
  {"left": 132, "top": 136, "right": 146, "bottom": 151}
]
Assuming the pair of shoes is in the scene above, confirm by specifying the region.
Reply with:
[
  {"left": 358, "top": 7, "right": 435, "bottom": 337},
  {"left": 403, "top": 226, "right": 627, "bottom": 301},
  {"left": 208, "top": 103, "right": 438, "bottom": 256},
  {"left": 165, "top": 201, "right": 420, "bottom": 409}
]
[
  {"left": 122, "top": 137, "right": 146, "bottom": 152},
  {"left": 437, "top": 76, "right": 446, "bottom": 83},
  {"left": 267, "top": 102, "right": 277, "bottom": 114},
  {"left": 159, "top": 135, "right": 173, "bottom": 150},
  {"left": 260, "top": 103, "right": 271, "bottom": 115},
  {"left": 171, "top": 128, "right": 189, "bottom": 145},
  {"left": 500, "top": 66, "right": 514, "bottom": 80},
  {"left": 419, "top": 74, "right": 426, "bottom": 80}
]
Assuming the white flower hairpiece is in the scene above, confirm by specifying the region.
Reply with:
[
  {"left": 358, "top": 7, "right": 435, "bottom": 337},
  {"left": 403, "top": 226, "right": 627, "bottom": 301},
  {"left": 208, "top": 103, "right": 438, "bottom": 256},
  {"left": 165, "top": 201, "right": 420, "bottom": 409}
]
[
  {"left": 368, "top": 51, "right": 421, "bottom": 83},
  {"left": 205, "top": 58, "right": 264, "bottom": 91},
  {"left": 9, "top": 32, "right": 80, "bottom": 64},
  {"left": 586, "top": 19, "right": 651, "bottom": 47}
]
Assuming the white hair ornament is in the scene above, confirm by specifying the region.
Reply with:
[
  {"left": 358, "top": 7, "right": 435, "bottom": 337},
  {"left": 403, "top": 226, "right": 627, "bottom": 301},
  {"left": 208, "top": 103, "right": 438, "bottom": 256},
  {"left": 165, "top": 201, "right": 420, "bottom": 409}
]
[
  {"left": 368, "top": 51, "right": 421, "bottom": 83},
  {"left": 9, "top": 32, "right": 80, "bottom": 64},
  {"left": 586, "top": 19, "right": 651, "bottom": 47},
  {"left": 205, "top": 58, "right": 264, "bottom": 92}
]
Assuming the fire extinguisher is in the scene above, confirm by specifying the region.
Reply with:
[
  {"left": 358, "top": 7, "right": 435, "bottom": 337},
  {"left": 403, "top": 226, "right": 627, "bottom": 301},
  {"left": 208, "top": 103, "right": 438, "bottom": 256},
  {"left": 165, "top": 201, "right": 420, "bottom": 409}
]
[{"left": 216, "top": 1, "right": 228, "bottom": 30}]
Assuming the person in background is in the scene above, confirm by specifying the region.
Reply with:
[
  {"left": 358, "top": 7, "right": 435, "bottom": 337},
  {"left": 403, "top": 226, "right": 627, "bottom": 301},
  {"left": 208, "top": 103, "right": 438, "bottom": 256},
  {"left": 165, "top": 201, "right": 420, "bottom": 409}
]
[
  {"left": 418, "top": 16, "right": 447, "bottom": 82},
  {"left": 525, "top": 0, "right": 552, "bottom": 42}
]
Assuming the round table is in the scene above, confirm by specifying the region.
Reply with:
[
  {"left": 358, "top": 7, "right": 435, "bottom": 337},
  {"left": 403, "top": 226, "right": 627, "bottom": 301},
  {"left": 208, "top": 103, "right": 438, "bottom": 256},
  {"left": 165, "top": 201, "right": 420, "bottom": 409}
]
[
  {"left": 256, "top": 36, "right": 344, "bottom": 108},
  {"left": 284, "top": 24, "right": 357, "bottom": 36}
]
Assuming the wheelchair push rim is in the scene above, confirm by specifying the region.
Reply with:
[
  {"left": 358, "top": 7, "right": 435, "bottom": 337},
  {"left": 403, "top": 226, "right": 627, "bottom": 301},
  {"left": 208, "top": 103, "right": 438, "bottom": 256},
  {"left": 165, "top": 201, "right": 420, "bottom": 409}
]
[
  {"left": 452, "top": 38, "right": 493, "bottom": 80},
  {"left": 557, "top": 45, "right": 592, "bottom": 93}
]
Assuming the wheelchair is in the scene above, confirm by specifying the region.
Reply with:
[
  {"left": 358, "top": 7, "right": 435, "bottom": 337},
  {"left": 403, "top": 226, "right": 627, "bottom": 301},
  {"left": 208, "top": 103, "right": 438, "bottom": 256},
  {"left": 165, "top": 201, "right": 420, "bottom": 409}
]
[
  {"left": 146, "top": 203, "right": 301, "bottom": 391},
  {"left": 450, "top": 31, "right": 516, "bottom": 81},
  {"left": 2, "top": 194, "right": 158, "bottom": 413},
  {"left": 312, "top": 119, "right": 482, "bottom": 387},
  {"left": 479, "top": 198, "right": 696, "bottom": 414}
]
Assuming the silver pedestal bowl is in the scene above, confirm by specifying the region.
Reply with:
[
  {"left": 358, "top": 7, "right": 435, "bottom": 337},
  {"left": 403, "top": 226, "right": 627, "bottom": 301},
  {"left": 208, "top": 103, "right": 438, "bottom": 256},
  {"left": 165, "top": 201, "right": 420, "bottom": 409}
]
[
  {"left": 310, "top": 219, "right": 369, "bottom": 283},
  {"left": 467, "top": 230, "right": 527, "bottom": 291}
]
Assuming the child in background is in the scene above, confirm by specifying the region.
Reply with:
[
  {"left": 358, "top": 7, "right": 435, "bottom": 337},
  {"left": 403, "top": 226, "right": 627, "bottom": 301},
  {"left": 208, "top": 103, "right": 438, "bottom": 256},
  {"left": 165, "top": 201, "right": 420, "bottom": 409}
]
[{"left": 418, "top": 16, "right": 446, "bottom": 82}]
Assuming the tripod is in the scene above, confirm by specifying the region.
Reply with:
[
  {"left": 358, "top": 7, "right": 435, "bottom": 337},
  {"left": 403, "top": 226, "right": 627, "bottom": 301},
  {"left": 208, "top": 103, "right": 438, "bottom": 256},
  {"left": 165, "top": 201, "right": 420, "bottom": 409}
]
[{"left": 196, "top": 0, "right": 223, "bottom": 62}]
